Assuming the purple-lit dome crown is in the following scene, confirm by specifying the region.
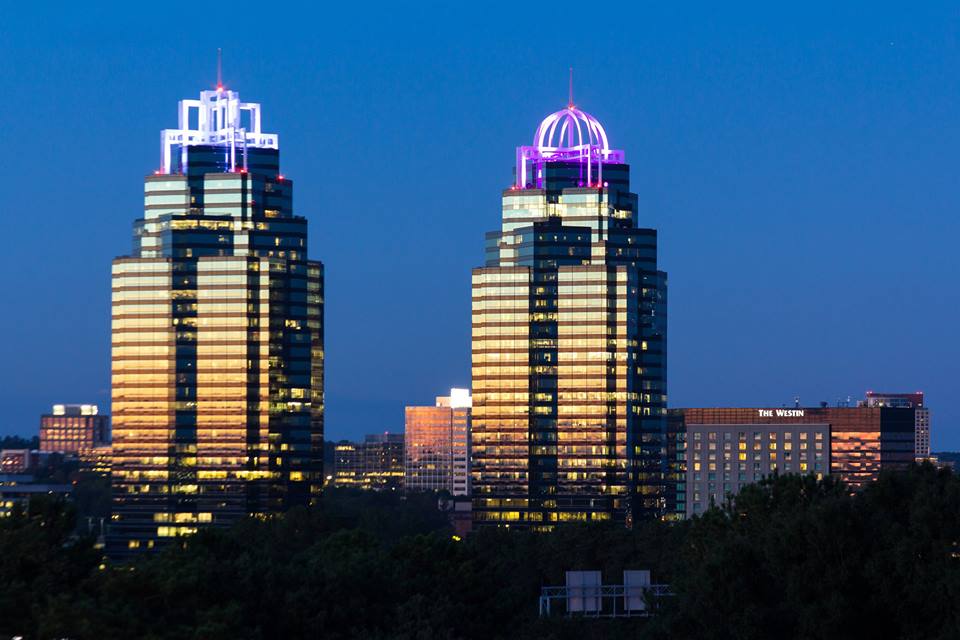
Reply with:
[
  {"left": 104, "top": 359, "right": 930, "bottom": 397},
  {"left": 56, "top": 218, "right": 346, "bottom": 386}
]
[
  {"left": 533, "top": 107, "right": 610, "bottom": 151},
  {"left": 515, "top": 104, "right": 625, "bottom": 189}
]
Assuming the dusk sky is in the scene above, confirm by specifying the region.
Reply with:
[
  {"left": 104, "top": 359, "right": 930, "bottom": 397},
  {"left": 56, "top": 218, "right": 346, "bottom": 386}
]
[{"left": 1, "top": 3, "right": 958, "bottom": 446}]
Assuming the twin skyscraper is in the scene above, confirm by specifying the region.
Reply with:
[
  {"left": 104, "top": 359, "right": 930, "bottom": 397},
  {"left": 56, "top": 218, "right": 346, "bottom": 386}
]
[
  {"left": 109, "top": 83, "right": 666, "bottom": 553},
  {"left": 109, "top": 88, "right": 324, "bottom": 554},
  {"left": 472, "top": 105, "right": 667, "bottom": 527}
]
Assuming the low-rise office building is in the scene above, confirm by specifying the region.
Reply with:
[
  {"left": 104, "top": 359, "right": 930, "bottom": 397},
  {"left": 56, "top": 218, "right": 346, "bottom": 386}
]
[
  {"left": 0, "top": 474, "right": 73, "bottom": 517},
  {"left": 1, "top": 450, "right": 31, "bottom": 474},
  {"left": 333, "top": 434, "right": 404, "bottom": 490},
  {"left": 0, "top": 450, "right": 53, "bottom": 474},
  {"left": 40, "top": 404, "right": 112, "bottom": 475},
  {"left": 40, "top": 404, "right": 110, "bottom": 454}
]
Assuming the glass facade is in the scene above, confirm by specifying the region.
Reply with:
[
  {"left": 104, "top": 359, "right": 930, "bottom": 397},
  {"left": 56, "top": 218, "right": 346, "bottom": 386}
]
[
  {"left": 405, "top": 390, "right": 472, "bottom": 495},
  {"left": 664, "top": 410, "right": 687, "bottom": 520},
  {"left": 332, "top": 435, "right": 404, "bottom": 490},
  {"left": 108, "top": 89, "right": 324, "bottom": 555},
  {"left": 471, "top": 108, "right": 668, "bottom": 528},
  {"left": 865, "top": 392, "right": 931, "bottom": 461}
]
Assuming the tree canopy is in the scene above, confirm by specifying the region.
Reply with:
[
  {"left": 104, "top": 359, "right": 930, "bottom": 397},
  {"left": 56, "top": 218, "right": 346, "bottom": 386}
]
[{"left": 2, "top": 466, "right": 960, "bottom": 639}]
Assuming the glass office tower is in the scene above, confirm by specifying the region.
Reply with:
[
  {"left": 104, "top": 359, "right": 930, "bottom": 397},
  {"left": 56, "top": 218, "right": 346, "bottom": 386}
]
[
  {"left": 405, "top": 389, "right": 472, "bottom": 495},
  {"left": 471, "top": 105, "right": 667, "bottom": 528},
  {"left": 109, "top": 87, "right": 324, "bottom": 555}
]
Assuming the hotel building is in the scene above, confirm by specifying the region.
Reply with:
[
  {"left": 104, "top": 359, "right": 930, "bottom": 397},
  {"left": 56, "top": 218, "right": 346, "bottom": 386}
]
[
  {"left": 109, "top": 84, "right": 324, "bottom": 554},
  {"left": 672, "top": 406, "right": 915, "bottom": 517},
  {"left": 471, "top": 102, "right": 668, "bottom": 528},
  {"left": 405, "top": 389, "right": 472, "bottom": 495},
  {"left": 864, "top": 392, "right": 930, "bottom": 461}
]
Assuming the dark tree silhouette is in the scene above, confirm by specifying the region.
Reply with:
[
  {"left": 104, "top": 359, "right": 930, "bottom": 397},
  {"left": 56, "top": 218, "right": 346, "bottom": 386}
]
[{"left": 4, "top": 468, "right": 960, "bottom": 639}]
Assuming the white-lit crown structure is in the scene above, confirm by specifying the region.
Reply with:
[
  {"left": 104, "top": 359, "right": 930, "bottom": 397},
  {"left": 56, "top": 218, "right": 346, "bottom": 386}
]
[{"left": 160, "top": 88, "right": 278, "bottom": 174}]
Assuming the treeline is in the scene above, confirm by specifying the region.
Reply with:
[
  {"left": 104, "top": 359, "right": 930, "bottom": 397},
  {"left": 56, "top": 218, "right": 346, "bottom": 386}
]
[
  {"left": 0, "top": 435, "right": 39, "bottom": 450},
  {"left": 3, "top": 465, "right": 960, "bottom": 639}
]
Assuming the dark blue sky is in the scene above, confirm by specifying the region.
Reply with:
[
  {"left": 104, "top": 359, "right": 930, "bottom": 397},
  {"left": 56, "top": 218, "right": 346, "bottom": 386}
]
[{"left": 1, "top": 3, "right": 958, "bottom": 447}]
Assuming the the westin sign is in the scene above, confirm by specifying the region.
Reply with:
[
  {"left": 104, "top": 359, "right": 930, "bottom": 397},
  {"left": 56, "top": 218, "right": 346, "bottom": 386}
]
[{"left": 758, "top": 409, "right": 806, "bottom": 418}]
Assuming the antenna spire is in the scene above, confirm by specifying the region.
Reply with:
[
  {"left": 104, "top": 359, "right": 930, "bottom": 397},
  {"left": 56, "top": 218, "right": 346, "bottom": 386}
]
[
  {"left": 216, "top": 48, "right": 223, "bottom": 91},
  {"left": 568, "top": 67, "right": 574, "bottom": 108}
]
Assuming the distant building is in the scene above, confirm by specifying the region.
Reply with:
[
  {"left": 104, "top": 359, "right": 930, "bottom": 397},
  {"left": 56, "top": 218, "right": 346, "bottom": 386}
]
[
  {"left": 40, "top": 404, "right": 110, "bottom": 453},
  {"left": 334, "top": 434, "right": 404, "bottom": 490},
  {"left": 664, "top": 411, "right": 687, "bottom": 520},
  {"left": 332, "top": 442, "right": 359, "bottom": 487},
  {"left": 0, "top": 449, "right": 76, "bottom": 479},
  {"left": 672, "top": 405, "right": 916, "bottom": 517},
  {"left": 439, "top": 495, "right": 474, "bottom": 537},
  {"left": 0, "top": 450, "right": 36, "bottom": 474},
  {"left": 864, "top": 392, "right": 930, "bottom": 462},
  {"left": 40, "top": 404, "right": 111, "bottom": 474},
  {"left": 405, "top": 389, "right": 472, "bottom": 495},
  {"left": 931, "top": 454, "right": 956, "bottom": 471},
  {"left": 0, "top": 474, "right": 73, "bottom": 517}
]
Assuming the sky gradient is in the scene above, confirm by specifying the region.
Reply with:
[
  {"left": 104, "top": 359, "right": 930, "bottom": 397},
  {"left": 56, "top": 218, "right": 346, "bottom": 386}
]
[{"left": 1, "top": 3, "right": 958, "bottom": 446}]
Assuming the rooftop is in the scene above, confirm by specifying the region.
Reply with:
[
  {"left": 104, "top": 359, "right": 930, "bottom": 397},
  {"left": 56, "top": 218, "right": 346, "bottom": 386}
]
[
  {"left": 158, "top": 87, "right": 278, "bottom": 175},
  {"left": 516, "top": 105, "right": 625, "bottom": 190}
]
